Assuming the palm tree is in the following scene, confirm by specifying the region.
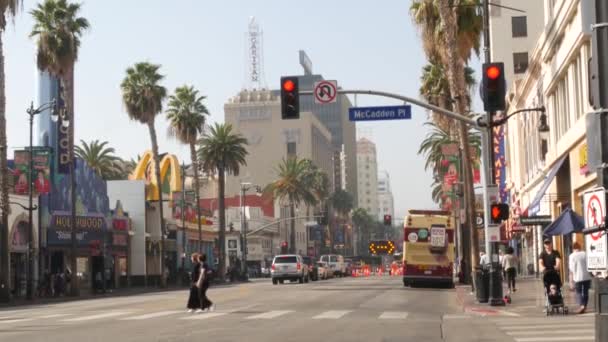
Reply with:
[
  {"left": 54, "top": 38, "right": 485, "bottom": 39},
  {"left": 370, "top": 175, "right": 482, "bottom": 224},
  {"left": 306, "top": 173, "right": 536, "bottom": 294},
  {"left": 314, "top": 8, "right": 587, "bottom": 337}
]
[
  {"left": 30, "top": 0, "right": 89, "bottom": 296},
  {"left": 198, "top": 123, "right": 248, "bottom": 280},
  {"left": 75, "top": 140, "right": 121, "bottom": 179},
  {"left": 330, "top": 189, "right": 354, "bottom": 253},
  {"left": 265, "top": 157, "right": 316, "bottom": 254},
  {"left": 166, "top": 85, "right": 209, "bottom": 253},
  {"left": 352, "top": 208, "right": 374, "bottom": 255},
  {"left": 120, "top": 62, "right": 168, "bottom": 287},
  {"left": 0, "top": 0, "right": 23, "bottom": 303},
  {"left": 411, "top": 0, "right": 483, "bottom": 277}
]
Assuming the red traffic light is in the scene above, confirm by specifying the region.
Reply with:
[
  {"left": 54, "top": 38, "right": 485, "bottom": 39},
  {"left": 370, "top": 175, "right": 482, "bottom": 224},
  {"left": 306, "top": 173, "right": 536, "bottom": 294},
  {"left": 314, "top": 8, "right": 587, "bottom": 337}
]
[
  {"left": 283, "top": 79, "right": 295, "bottom": 92},
  {"left": 491, "top": 206, "right": 501, "bottom": 220},
  {"left": 490, "top": 203, "right": 509, "bottom": 223},
  {"left": 486, "top": 66, "right": 501, "bottom": 80},
  {"left": 281, "top": 241, "right": 288, "bottom": 247}
]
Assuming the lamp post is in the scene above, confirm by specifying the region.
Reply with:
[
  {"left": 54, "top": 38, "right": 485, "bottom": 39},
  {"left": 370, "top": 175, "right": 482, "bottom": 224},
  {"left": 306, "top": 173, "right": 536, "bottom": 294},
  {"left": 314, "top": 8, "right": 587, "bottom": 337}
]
[
  {"left": 24, "top": 100, "right": 57, "bottom": 300},
  {"left": 239, "top": 182, "right": 262, "bottom": 279}
]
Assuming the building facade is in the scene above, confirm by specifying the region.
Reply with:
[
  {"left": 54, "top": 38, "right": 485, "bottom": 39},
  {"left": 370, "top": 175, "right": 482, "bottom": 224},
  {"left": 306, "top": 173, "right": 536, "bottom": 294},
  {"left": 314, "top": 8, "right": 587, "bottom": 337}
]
[
  {"left": 356, "top": 138, "right": 379, "bottom": 219},
  {"left": 377, "top": 171, "right": 395, "bottom": 222},
  {"left": 504, "top": 0, "right": 596, "bottom": 278}
]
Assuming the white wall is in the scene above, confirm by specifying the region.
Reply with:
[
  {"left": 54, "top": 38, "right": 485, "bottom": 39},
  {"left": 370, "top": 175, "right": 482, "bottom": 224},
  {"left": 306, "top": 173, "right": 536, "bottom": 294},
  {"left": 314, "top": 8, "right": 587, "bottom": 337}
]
[{"left": 107, "top": 180, "right": 146, "bottom": 276}]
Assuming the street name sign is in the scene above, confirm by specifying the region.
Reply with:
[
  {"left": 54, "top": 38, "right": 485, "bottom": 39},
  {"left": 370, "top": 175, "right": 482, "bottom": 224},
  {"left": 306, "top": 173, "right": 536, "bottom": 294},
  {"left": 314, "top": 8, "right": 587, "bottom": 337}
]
[
  {"left": 348, "top": 105, "right": 412, "bottom": 122},
  {"left": 519, "top": 215, "right": 552, "bottom": 226}
]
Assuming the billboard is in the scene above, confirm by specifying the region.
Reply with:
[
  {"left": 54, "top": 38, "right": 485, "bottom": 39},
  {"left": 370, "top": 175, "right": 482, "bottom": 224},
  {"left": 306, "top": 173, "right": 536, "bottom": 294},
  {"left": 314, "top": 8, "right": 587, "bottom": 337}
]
[{"left": 12, "top": 148, "right": 51, "bottom": 195}]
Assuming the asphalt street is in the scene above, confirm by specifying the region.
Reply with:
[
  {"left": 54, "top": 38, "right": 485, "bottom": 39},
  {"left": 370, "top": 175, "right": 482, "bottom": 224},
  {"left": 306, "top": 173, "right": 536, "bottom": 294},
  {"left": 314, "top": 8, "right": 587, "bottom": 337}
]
[{"left": 0, "top": 276, "right": 595, "bottom": 342}]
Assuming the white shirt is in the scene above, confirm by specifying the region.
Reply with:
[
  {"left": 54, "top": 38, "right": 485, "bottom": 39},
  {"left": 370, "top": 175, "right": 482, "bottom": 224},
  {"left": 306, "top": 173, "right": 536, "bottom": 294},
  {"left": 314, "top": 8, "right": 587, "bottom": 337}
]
[
  {"left": 502, "top": 254, "right": 516, "bottom": 269},
  {"left": 569, "top": 250, "right": 591, "bottom": 282},
  {"left": 480, "top": 254, "right": 490, "bottom": 265}
]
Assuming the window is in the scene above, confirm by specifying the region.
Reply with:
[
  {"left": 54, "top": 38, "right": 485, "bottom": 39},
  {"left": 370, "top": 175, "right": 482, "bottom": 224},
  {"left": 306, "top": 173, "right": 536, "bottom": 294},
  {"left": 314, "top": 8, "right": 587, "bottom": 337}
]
[
  {"left": 513, "top": 52, "right": 529, "bottom": 74},
  {"left": 287, "top": 142, "right": 296, "bottom": 156},
  {"left": 511, "top": 16, "right": 527, "bottom": 37}
]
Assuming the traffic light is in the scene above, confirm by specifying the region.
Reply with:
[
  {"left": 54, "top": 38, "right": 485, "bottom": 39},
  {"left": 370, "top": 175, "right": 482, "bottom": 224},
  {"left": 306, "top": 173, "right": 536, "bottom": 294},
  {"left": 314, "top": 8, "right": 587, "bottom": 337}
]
[
  {"left": 383, "top": 214, "right": 392, "bottom": 226},
  {"left": 280, "top": 241, "right": 288, "bottom": 254},
  {"left": 490, "top": 203, "right": 509, "bottom": 223},
  {"left": 280, "top": 76, "right": 300, "bottom": 119},
  {"left": 481, "top": 62, "right": 506, "bottom": 112}
]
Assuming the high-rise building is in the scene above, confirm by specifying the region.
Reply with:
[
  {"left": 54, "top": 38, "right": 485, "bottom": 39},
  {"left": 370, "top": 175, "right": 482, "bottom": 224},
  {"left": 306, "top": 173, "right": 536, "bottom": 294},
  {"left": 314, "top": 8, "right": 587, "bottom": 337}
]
[
  {"left": 356, "top": 138, "right": 379, "bottom": 218},
  {"left": 296, "top": 51, "right": 358, "bottom": 206},
  {"left": 377, "top": 171, "right": 394, "bottom": 222}
]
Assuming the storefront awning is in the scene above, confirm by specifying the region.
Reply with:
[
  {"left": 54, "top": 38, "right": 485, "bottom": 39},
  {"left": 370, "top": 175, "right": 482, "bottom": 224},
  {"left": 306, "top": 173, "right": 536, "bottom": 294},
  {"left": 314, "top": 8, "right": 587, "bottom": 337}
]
[{"left": 523, "top": 155, "right": 567, "bottom": 216}]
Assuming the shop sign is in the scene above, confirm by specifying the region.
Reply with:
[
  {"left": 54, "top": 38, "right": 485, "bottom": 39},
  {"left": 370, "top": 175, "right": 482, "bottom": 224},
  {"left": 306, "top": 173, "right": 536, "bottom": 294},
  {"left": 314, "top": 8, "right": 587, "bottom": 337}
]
[
  {"left": 112, "top": 233, "right": 128, "bottom": 246},
  {"left": 579, "top": 143, "right": 589, "bottom": 175},
  {"left": 51, "top": 212, "right": 107, "bottom": 230},
  {"left": 47, "top": 229, "right": 105, "bottom": 246}
]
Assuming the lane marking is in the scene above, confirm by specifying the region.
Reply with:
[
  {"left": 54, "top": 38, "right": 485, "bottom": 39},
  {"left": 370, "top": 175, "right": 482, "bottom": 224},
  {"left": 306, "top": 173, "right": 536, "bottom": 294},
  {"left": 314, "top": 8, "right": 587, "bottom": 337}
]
[
  {"left": 312, "top": 310, "right": 351, "bottom": 319},
  {"left": 443, "top": 314, "right": 471, "bottom": 320},
  {"left": 246, "top": 310, "right": 293, "bottom": 319},
  {"left": 181, "top": 312, "right": 227, "bottom": 320},
  {"left": 514, "top": 336, "right": 594, "bottom": 342},
  {"left": 378, "top": 311, "right": 408, "bottom": 319},
  {"left": 0, "top": 318, "right": 34, "bottom": 324},
  {"left": 61, "top": 311, "right": 132, "bottom": 322},
  {"left": 39, "top": 314, "right": 72, "bottom": 319},
  {"left": 121, "top": 310, "right": 183, "bottom": 320},
  {"left": 507, "top": 329, "right": 593, "bottom": 336},
  {"left": 499, "top": 324, "right": 594, "bottom": 330}
]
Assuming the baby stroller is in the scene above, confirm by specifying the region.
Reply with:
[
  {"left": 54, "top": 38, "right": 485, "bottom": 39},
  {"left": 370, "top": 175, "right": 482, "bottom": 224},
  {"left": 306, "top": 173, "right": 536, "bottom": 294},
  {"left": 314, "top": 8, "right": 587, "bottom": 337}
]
[{"left": 543, "top": 269, "right": 568, "bottom": 315}]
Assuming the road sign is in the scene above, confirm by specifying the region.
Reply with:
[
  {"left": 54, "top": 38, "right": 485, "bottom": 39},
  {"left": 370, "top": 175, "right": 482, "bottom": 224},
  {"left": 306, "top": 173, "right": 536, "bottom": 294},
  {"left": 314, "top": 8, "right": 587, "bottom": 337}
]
[
  {"left": 314, "top": 80, "right": 338, "bottom": 104},
  {"left": 487, "top": 224, "right": 501, "bottom": 242},
  {"left": 584, "top": 188, "right": 607, "bottom": 271},
  {"left": 348, "top": 105, "right": 412, "bottom": 122},
  {"left": 519, "top": 215, "right": 552, "bottom": 226}
]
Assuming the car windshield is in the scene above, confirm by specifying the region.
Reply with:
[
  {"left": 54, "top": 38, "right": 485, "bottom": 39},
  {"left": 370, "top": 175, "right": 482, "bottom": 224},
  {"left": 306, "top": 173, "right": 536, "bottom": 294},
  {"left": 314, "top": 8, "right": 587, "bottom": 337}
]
[{"left": 274, "top": 256, "right": 298, "bottom": 264}]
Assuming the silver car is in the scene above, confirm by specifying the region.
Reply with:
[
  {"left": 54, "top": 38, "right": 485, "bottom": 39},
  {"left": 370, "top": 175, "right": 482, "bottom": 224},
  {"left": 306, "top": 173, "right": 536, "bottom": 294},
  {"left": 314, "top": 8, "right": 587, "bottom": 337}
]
[{"left": 271, "top": 254, "right": 309, "bottom": 284}]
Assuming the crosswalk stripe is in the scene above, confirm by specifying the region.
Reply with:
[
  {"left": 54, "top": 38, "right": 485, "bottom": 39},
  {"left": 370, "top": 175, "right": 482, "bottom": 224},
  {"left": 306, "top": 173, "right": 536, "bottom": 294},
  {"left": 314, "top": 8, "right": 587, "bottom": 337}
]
[
  {"left": 499, "top": 324, "right": 594, "bottom": 330},
  {"left": 493, "top": 318, "right": 591, "bottom": 325},
  {"left": 443, "top": 314, "right": 471, "bottom": 320},
  {"left": 378, "top": 311, "right": 408, "bottom": 319},
  {"left": 513, "top": 336, "right": 594, "bottom": 342},
  {"left": 121, "top": 310, "right": 183, "bottom": 321},
  {"left": 61, "top": 311, "right": 131, "bottom": 322},
  {"left": 39, "top": 314, "right": 72, "bottom": 319},
  {"left": 0, "top": 318, "right": 34, "bottom": 324},
  {"left": 246, "top": 310, "right": 293, "bottom": 319},
  {"left": 181, "top": 312, "right": 227, "bottom": 320},
  {"left": 507, "top": 329, "right": 593, "bottom": 336},
  {"left": 312, "top": 310, "right": 351, "bottom": 319}
]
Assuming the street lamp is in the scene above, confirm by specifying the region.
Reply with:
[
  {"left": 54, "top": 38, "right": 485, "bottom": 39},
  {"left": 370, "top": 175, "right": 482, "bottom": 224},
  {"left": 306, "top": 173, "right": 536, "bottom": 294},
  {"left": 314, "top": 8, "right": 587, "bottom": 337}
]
[
  {"left": 24, "top": 100, "right": 57, "bottom": 300},
  {"left": 538, "top": 112, "right": 550, "bottom": 141},
  {"left": 239, "top": 182, "right": 262, "bottom": 279}
]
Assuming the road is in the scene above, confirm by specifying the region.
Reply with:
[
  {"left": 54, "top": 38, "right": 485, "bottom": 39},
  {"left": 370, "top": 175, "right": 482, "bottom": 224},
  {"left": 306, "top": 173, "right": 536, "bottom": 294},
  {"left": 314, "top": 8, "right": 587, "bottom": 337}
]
[{"left": 0, "top": 276, "right": 594, "bottom": 342}]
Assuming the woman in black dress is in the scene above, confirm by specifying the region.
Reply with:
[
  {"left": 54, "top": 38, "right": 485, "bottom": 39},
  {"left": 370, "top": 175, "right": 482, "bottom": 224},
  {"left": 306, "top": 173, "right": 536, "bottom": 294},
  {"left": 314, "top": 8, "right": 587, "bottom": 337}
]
[
  {"left": 187, "top": 253, "right": 201, "bottom": 312},
  {"left": 198, "top": 254, "right": 214, "bottom": 311}
]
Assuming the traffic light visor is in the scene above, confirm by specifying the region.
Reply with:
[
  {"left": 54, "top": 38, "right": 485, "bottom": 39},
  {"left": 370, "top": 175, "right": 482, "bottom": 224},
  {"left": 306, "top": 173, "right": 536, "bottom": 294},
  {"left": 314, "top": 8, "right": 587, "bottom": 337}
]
[
  {"left": 283, "top": 80, "right": 295, "bottom": 92},
  {"left": 487, "top": 66, "right": 501, "bottom": 80}
]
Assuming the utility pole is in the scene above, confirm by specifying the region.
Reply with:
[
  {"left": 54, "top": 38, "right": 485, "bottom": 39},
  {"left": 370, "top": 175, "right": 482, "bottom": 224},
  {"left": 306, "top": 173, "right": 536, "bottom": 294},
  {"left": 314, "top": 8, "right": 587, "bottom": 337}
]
[
  {"left": 481, "top": 0, "right": 504, "bottom": 306},
  {"left": 590, "top": 1, "right": 608, "bottom": 340}
]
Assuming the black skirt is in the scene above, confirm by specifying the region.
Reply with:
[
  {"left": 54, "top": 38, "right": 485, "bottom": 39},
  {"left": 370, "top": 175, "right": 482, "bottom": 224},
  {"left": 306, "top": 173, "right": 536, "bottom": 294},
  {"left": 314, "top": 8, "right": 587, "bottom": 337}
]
[{"left": 187, "top": 285, "right": 201, "bottom": 309}]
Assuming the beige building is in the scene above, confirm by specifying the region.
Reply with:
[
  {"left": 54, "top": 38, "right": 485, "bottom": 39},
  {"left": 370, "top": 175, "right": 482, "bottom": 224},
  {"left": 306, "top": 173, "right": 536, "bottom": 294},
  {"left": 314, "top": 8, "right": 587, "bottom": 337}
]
[
  {"left": 224, "top": 89, "right": 334, "bottom": 255},
  {"left": 357, "top": 138, "right": 379, "bottom": 218},
  {"left": 504, "top": 0, "right": 595, "bottom": 277},
  {"left": 377, "top": 170, "right": 395, "bottom": 222}
]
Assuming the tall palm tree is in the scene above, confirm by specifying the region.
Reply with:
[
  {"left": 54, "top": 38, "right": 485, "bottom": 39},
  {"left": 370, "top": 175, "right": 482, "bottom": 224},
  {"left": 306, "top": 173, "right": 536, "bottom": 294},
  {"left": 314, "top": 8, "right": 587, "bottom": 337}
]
[
  {"left": 198, "top": 123, "right": 248, "bottom": 280},
  {"left": 0, "top": 0, "right": 23, "bottom": 303},
  {"left": 120, "top": 62, "right": 168, "bottom": 287},
  {"left": 352, "top": 208, "right": 374, "bottom": 256},
  {"left": 75, "top": 140, "right": 121, "bottom": 179},
  {"left": 265, "top": 157, "right": 316, "bottom": 254},
  {"left": 30, "top": 0, "right": 89, "bottom": 296},
  {"left": 411, "top": 0, "right": 483, "bottom": 277},
  {"left": 166, "top": 85, "right": 209, "bottom": 253}
]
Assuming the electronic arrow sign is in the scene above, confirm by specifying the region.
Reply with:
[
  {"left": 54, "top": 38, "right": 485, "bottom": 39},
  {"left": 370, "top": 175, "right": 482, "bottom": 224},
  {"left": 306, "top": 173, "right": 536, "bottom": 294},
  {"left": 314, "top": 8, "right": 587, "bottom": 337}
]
[{"left": 348, "top": 105, "right": 412, "bottom": 122}]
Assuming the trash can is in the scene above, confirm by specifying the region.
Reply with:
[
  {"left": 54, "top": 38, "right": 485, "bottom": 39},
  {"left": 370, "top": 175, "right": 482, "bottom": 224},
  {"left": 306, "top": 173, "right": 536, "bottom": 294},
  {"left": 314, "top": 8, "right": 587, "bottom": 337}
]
[
  {"left": 488, "top": 266, "right": 505, "bottom": 306},
  {"left": 475, "top": 267, "right": 490, "bottom": 303}
]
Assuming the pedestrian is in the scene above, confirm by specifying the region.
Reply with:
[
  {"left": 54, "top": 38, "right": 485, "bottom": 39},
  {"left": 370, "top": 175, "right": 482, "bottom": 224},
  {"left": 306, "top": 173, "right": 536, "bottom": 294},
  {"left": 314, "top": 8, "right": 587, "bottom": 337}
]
[
  {"left": 502, "top": 246, "right": 517, "bottom": 293},
  {"left": 198, "top": 253, "right": 214, "bottom": 312},
  {"left": 186, "top": 253, "right": 201, "bottom": 313},
  {"left": 569, "top": 242, "right": 592, "bottom": 314},
  {"left": 539, "top": 238, "right": 562, "bottom": 293}
]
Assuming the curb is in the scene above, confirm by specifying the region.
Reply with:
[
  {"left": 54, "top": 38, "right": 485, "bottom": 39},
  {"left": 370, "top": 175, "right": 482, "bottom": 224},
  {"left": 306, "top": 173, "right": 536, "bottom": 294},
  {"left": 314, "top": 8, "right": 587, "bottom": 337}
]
[{"left": 455, "top": 285, "right": 501, "bottom": 316}]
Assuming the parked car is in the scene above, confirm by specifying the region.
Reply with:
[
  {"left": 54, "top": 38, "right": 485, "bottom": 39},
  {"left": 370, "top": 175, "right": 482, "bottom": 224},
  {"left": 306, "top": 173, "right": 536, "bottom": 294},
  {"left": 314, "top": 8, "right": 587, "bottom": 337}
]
[
  {"left": 319, "top": 254, "right": 346, "bottom": 277},
  {"left": 316, "top": 261, "right": 332, "bottom": 280},
  {"left": 344, "top": 258, "right": 353, "bottom": 277},
  {"left": 302, "top": 256, "right": 318, "bottom": 281},
  {"left": 271, "top": 254, "right": 309, "bottom": 284}
]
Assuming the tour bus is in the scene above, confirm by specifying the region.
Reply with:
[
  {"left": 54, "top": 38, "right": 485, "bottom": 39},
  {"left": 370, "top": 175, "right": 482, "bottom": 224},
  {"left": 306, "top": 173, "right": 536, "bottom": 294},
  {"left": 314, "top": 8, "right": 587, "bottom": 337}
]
[{"left": 402, "top": 209, "right": 455, "bottom": 288}]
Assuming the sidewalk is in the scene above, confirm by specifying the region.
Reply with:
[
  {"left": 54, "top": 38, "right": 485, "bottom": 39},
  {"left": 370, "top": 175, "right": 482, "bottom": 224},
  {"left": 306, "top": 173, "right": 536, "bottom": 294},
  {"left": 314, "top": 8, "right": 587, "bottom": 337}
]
[
  {"left": 456, "top": 276, "right": 595, "bottom": 317},
  {"left": 0, "top": 278, "right": 263, "bottom": 309}
]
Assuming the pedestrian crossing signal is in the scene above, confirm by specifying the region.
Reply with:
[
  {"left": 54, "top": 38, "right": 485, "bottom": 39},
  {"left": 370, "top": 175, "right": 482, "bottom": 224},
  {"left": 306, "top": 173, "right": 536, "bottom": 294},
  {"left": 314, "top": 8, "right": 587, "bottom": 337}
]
[
  {"left": 490, "top": 203, "right": 509, "bottom": 223},
  {"left": 383, "top": 215, "right": 392, "bottom": 226},
  {"left": 280, "top": 241, "right": 288, "bottom": 254}
]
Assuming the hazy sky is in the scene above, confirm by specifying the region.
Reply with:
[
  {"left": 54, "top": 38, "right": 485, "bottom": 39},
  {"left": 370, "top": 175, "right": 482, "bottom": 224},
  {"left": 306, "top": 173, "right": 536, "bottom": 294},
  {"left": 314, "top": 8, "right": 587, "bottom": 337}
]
[{"left": 5, "top": 0, "right": 481, "bottom": 220}]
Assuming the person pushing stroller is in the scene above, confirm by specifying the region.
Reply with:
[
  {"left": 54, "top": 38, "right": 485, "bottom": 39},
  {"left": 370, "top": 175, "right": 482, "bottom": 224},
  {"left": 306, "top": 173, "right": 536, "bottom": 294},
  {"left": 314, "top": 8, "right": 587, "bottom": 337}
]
[{"left": 539, "top": 238, "right": 567, "bottom": 314}]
